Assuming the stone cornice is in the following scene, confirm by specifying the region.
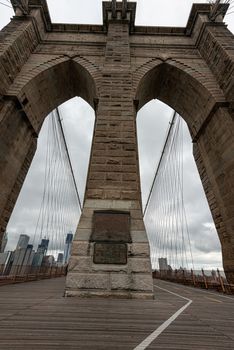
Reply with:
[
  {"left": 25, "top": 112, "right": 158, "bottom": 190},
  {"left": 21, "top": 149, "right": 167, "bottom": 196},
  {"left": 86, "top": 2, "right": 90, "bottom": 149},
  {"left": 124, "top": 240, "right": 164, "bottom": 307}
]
[
  {"left": 9, "top": 1, "right": 229, "bottom": 36},
  {"left": 11, "top": 0, "right": 52, "bottom": 30}
]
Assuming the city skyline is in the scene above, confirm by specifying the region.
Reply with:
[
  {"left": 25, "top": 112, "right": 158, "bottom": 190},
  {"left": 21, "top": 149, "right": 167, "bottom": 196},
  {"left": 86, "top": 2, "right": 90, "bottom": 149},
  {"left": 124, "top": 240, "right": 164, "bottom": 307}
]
[{"left": 0, "top": 232, "right": 74, "bottom": 277}]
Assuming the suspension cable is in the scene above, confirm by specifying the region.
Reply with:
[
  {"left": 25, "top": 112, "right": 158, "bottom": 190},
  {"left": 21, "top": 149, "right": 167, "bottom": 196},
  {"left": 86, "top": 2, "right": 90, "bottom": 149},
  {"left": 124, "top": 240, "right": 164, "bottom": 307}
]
[
  {"left": 143, "top": 110, "right": 177, "bottom": 217},
  {"left": 55, "top": 108, "right": 82, "bottom": 212},
  {"left": 144, "top": 112, "right": 194, "bottom": 271}
]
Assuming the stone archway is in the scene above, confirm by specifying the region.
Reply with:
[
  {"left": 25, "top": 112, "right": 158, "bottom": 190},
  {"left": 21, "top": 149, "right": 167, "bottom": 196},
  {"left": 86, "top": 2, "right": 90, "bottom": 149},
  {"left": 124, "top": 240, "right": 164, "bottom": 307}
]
[
  {"left": 0, "top": 0, "right": 233, "bottom": 296},
  {"left": 0, "top": 57, "right": 98, "bottom": 246},
  {"left": 135, "top": 60, "right": 234, "bottom": 282}
]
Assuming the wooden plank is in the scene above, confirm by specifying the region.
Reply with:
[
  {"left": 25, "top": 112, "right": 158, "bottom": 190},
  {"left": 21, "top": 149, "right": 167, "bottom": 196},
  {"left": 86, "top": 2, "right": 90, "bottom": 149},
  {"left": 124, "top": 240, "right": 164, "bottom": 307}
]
[{"left": 0, "top": 277, "right": 233, "bottom": 349}]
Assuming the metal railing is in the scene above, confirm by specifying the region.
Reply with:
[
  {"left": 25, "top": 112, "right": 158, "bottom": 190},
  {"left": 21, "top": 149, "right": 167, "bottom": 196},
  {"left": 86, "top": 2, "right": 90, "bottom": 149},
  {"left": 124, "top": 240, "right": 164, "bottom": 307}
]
[
  {"left": 153, "top": 269, "right": 234, "bottom": 295},
  {"left": 0, "top": 264, "right": 66, "bottom": 286}
]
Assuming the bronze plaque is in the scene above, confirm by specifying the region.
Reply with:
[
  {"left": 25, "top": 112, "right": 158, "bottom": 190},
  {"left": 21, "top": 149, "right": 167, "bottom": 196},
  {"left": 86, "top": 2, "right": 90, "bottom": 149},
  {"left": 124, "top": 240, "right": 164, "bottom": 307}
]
[
  {"left": 93, "top": 243, "right": 127, "bottom": 264},
  {"left": 91, "top": 211, "right": 131, "bottom": 243}
]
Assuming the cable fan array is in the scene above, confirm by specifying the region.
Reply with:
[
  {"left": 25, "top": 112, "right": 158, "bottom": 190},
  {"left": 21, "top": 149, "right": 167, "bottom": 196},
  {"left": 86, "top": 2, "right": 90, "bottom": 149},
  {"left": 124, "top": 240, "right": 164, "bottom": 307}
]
[
  {"left": 33, "top": 109, "right": 81, "bottom": 258},
  {"left": 144, "top": 112, "right": 194, "bottom": 271}
]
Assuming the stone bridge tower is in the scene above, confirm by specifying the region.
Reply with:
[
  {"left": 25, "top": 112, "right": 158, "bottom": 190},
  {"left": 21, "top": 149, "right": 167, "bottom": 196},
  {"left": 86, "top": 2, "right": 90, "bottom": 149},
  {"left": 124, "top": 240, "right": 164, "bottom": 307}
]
[{"left": 0, "top": 0, "right": 233, "bottom": 297}]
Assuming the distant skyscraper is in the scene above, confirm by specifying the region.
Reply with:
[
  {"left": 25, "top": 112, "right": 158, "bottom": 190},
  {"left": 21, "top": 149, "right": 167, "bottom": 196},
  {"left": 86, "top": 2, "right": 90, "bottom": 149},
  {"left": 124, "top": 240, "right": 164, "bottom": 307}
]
[
  {"left": 16, "top": 234, "right": 30, "bottom": 250},
  {"left": 20, "top": 244, "right": 33, "bottom": 274},
  {"left": 32, "top": 252, "right": 44, "bottom": 267},
  {"left": 64, "top": 232, "right": 73, "bottom": 264},
  {"left": 158, "top": 258, "right": 169, "bottom": 271},
  {"left": 42, "top": 255, "right": 54, "bottom": 267},
  {"left": 32, "top": 238, "right": 49, "bottom": 268},
  {"left": 37, "top": 238, "right": 49, "bottom": 255},
  {"left": 0, "top": 251, "right": 13, "bottom": 275},
  {"left": 0, "top": 252, "right": 10, "bottom": 268},
  {"left": 0, "top": 231, "right": 8, "bottom": 253},
  {"left": 27, "top": 250, "right": 35, "bottom": 267},
  {"left": 57, "top": 253, "right": 64, "bottom": 265},
  {"left": 10, "top": 248, "right": 27, "bottom": 275},
  {"left": 10, "top": 235, "right": 31, "bottom": 275}
]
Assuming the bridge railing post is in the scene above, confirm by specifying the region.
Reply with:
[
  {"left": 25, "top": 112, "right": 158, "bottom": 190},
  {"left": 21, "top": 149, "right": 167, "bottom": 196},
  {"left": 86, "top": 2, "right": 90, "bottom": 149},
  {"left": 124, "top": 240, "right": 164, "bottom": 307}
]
[
  {"left": 217, "top": 269, "right": 226, "bottom": 293},
  {"left": 202, "top": 269, "right": 208, "bottom": 289},
  {"left": 191, "top": 269, "right": 196, "bottom": 287}
]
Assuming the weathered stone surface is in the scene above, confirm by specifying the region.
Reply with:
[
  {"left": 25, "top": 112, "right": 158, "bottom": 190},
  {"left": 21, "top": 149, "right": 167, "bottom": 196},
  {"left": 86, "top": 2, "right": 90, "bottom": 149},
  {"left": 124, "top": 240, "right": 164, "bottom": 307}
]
[
  {"left": 131, "top": 231, "right": 149, "bottom": 243},
  {"left": 110, "top": 272, "right": 153, "bottom": 292},
  {"left": 93, "top": 243, "right": 127, "bottom": 265},
  {"left": 110, "top": 273, "right": 132, "bottom": 290},
  {"left": 131, "top": 243, "right": 151, "bottom": 257},
  {"left": 129, "top": 258, "right": 152, "bottom": 273},
  {"left": 66, "top": 272, "right": 110, "bottom": 290},
  {"left": 68, "top": 256, "right": 92, "bottom": 272},
  {"left": 74, "top": 228, "right": 91, "bottom": 241},
  {"left": 131, "top": 273, "right": 154, "bottom": 292},
  {"left": 0, "top": 1, "right": 234, "bottom": 291},
  {"left": 70, "top": 241, "right": 92, "bottom": 257}
]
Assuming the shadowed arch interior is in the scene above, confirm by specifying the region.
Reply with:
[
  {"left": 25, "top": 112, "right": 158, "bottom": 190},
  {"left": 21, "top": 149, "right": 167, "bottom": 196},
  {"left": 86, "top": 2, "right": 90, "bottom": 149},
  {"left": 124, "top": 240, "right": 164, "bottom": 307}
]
[
  {"left": 135, "top": 62, "right": 217, "bottom": 136},
  {"left": 19, "top": 59, "right": 97, "bottom": 131},
  {"left": 135, "top": 60, "right": 234, "bottom": 282},
  {"left": 0, "top": 58, "right": 98, "bottom": 247}
]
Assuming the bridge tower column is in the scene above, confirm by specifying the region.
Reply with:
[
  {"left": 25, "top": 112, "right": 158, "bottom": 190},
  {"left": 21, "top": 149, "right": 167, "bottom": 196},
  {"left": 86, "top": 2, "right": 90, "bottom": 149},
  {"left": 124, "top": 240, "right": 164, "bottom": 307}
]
[
  {"left": 65, "top": 1, "right": 154, "bottom": 299},
  {"left": 0, "top": 3, "right": 42, "bottom": 247},
  {"left": 192, "top": 6, "right": 234, "bottom": 283},
  {"left": 0, "top": 100, "right": 37, "bottom": 246}
]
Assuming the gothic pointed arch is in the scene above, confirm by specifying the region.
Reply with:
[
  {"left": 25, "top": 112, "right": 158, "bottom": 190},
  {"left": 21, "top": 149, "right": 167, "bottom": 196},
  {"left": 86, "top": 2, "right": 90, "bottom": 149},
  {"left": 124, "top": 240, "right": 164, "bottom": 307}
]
[
  {"left": 134, "top": 59, "right": 234, "bottom": 282},
  {"left": 6, "top": 56, "right": 99, "bottom": 132},
  {"left": 134, "top": 59, "right": 227, "bottom": 139}
]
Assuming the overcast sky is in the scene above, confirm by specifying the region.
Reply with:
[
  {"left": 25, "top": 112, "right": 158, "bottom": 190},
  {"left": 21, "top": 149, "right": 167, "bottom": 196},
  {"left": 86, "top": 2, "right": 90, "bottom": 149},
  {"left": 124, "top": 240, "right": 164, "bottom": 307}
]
[{"left": 0, "top": 0, "right": 233, "bottom": 269}]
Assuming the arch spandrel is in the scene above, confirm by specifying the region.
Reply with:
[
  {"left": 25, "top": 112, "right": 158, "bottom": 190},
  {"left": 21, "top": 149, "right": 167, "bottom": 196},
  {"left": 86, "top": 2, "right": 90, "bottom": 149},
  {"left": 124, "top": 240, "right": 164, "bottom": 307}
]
[
  {"left": 6, "top": 56, "right": 99, "bottom": 132},
  {"left": 134, "top": 59, "right": 227, "bottom": 139}
]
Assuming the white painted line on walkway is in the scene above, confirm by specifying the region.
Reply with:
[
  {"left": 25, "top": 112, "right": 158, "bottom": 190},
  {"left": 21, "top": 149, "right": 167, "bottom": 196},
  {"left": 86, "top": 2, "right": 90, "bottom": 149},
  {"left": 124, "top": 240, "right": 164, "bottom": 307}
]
[
  {"left": 154, "top": 285, "right": 192, "bottom": 302},
  {"left": 133, "top": 285, "right": 192, "bottom": 350}
]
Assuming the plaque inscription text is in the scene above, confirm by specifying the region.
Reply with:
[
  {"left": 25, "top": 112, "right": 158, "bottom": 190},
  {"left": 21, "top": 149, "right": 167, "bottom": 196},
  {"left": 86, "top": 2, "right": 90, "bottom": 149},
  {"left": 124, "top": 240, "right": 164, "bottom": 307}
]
[{"left": 93, "top": 243, "right": 127, "bottom": 265}]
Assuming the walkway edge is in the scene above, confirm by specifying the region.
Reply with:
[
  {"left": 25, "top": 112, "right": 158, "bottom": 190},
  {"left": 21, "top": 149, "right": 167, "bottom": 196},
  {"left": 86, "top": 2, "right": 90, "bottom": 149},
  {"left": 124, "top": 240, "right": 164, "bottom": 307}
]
[{"left": 133, "top": 285, "right": 192, "bottom": 350}]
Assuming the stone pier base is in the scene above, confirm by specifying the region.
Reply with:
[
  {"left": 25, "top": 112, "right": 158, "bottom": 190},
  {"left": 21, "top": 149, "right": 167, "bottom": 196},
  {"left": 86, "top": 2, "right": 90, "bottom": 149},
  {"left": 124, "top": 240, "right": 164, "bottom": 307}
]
[{"left": 65, "top": 199, "right": 154, "bottom": 299}]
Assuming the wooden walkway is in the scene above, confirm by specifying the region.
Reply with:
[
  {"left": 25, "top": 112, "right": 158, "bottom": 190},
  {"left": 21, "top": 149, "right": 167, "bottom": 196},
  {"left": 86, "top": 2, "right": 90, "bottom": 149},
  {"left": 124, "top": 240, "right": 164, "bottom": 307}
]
[{"left": 0, "top": 277, "right": 233, "bottom": 349}]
